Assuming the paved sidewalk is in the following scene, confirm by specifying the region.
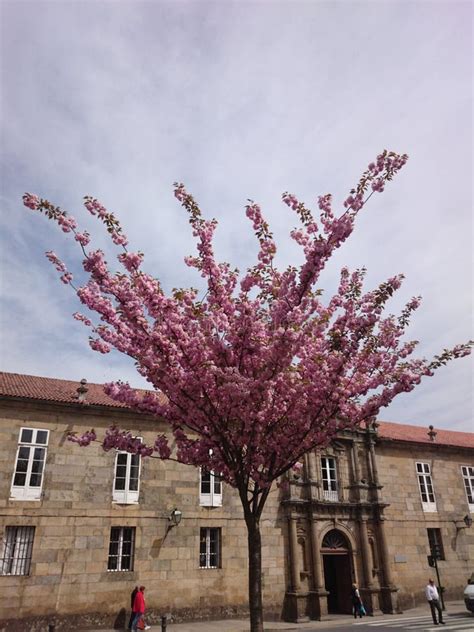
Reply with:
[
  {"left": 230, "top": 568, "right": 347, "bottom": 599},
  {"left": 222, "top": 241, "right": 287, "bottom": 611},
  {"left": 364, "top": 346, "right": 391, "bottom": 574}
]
[{"left": 79, "top": 600, "right": 467, "bottom": 632}]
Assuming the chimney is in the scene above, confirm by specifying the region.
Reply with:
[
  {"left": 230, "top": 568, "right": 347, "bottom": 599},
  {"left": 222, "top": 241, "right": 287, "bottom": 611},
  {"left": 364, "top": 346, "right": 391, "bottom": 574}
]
[
  {"left": 427, "top": 425, "right": 437, "bottom": 442},
  {"left": 76, "top": 378, "right": 88, "bottom": 403}
]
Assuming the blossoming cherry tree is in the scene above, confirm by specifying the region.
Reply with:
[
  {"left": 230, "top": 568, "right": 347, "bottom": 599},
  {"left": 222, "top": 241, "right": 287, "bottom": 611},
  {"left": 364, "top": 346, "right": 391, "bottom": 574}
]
[{"left": 23, "top": 151, "right": 471, "bottom": 632}]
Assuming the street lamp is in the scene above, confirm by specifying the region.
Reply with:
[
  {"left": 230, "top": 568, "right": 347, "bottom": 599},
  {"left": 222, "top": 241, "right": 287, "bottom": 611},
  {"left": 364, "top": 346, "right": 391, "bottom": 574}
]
[
  {"left": 168, "top": 508, "right": 182, "bottom": 527},
  {"left": 454, "top": 514, "right": 473, "bottom": 532}
]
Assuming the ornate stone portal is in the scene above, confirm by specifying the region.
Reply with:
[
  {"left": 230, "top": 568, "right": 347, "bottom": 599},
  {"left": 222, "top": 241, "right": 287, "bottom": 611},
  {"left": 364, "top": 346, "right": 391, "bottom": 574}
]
[{"left": 282, "top": 426, "right": 399, "bottom": 622}]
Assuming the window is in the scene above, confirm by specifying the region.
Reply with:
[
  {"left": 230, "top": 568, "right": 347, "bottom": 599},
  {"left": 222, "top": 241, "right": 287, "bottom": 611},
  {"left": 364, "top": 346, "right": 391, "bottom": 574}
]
[
  {"left": 1, "top": 526, "right": 35, "bottom": 575},
  {"left": 199, "top": 469, "right": 222, "bottom": 507},
  {"left": 461, "top": 466, "right": 474, "bottom": 511},
  {"left": 113, "top": 451, "right": 141, "bottom": 504},
  {"left": 107, "top": 527, "right": 135, "bottom": 571},
  {"left": 10, "top": 428, "right": 49, "bottom": 500},
  {"left": 321, "top": 456, "right": 338, "bottom": 501},
  {"left": 199, "top": 527, "right": 221, "bottom": 568},
  {"left": 416, "top": 462, "right": 436, "bottom": 512},
  {"left": 427, "top": 528, "right": 445, "bottom": 561}
]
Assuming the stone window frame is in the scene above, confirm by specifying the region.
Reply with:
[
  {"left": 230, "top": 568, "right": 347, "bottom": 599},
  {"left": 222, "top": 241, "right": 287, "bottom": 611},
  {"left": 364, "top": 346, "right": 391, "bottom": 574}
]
[
  {"left": 460, "top": 465, "right": 474, "bottom": 512},
  {"left": 416, "top": 461, "right": 437, "bottom": 512},
  {"left": 199, "top": 469, "right": 222, "bottom": 507},
  {"left": 10, "top": 427, "right": 49, "bottom": 501},
  {"left": 1, "top": 525, "right": 35, "bottom": 576},
  {"left": 107, "top": 526, "right": 136, "bottom": 572},
  {"left": 199, "top": 527, "right": 221, "bottom": 569},
  {"left": 320, "top": 454, "right": 339, "bottom": 502},
  {"left": 112, "top": 445, "right": 142, "bottom": 505}
]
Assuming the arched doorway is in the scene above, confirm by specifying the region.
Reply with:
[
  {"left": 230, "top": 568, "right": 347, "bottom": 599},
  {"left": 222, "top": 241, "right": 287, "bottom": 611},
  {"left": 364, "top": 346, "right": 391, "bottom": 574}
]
[{"left": 321, "top": 529, "right": 353, "bottom": 614}]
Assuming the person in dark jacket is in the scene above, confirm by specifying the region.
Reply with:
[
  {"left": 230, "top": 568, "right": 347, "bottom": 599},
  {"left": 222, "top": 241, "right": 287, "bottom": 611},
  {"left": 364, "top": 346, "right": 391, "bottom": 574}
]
[
  {"left": 128, "top": 586, "right": 139, "bottom": 630},
  {"left": 131, "top": 586, "right": 146, "bottom": 632},
  {"left": 351, "top": 583, "right": 363, "bottom": 618}
]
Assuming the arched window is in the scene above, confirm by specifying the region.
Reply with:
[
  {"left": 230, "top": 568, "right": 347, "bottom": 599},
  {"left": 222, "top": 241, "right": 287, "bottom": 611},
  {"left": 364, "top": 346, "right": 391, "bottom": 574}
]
[{"left": 321, "top": 529, "right": 349, "bottom": 552}]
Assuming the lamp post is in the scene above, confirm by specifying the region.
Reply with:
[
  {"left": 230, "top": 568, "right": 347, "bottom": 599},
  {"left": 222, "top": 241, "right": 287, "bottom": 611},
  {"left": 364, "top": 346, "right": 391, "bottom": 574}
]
[{"left": 168, "top": 508, "right": 182, "bottom": 527}]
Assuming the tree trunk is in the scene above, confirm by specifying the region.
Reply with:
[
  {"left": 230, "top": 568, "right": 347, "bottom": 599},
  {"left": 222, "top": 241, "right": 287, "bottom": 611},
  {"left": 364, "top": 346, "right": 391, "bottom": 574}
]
[{"left": 246, "top": 513, "right": 264, "bottom": 632}]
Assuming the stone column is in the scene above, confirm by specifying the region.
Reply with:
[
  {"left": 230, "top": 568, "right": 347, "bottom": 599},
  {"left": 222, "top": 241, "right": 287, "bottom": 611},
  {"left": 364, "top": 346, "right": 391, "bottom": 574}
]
[
  {"left": 351, "top": 440, "right": 361, "bottom": 484},
  {"left": 377, "top": 516, "right": 394, "bottom": 587},
  {"left": 288, "top": 515, "right": 300, "bottom": 592},
  {"left": 359, "top": 518, "right": 373, "bottom": 589},
  {"left": 307, "top": 451, "right": 317, "bottom": 481},
  {"left": 368, "top": 438, "right": 380, "bottom": 487},
  {"left": 309, "top": 517, "right": 328, "bottom": 619},
  {"left": 285, "top": 515, "right": 310, "bottom": 622},
  {"left": 310, "top": 519, "right": 324, "bottom": 590}
]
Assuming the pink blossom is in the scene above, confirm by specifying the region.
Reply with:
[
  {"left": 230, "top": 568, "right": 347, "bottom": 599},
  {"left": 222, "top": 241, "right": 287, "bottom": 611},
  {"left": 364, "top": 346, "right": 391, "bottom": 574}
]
[
  {"left": 75, "top": 231, "right": 91, "bottom": 246},
  {"left": 68, "top": 429, "right": 97, "bottom": 446},
  {"left": 111, "top": 231, "right": 128, "bottom": 247},
  {"left": 60, "top": 272, "right": 73, "bottom": 284},
  {"left": 23, "top": 193, "right": 40, "bottom": 210},
  {"left": 73, "top": 312, "right": 92, "bottom": 326},
  {"left": 89, "top": 337, "right": 111, "bottom": 354},
  {"left": 371, "top": 178, "right": 385, "bottom": 193},
  {"left": 45, "top": 251, "right": 67, "bottom": 272},
  {"left": 118, "top": 251, "right": 144, "bottom": 271}
]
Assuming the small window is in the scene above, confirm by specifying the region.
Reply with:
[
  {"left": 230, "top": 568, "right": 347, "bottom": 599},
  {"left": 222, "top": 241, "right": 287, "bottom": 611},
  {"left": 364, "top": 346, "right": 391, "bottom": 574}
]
[
  {"left": 10, "top": 427, "right": 49, "bottom": 500},
  {"left": 321, "top": 456, "right": 338, "bottom": 502},
  {"left": 107, "top": 527, "right": 135, "bottom": 571},
  {"left": 1, "top": 526, "right": 35, "bottom": 575},
  {"left": 199, "top": 527, "right": 221, "bottom": 568},
  {"left": 199, "top": 469, "right": 222, "bottom": 507},
  {"left": 416, "top": 462, "right": 437, "bottom": 512},
  {"left": 427, "top": 528, "right": 445, "bottom": 561},
  {"left": 461, "top": 466, "right": 474, "bottom": 511},
  {"left": 113, "top": 450, "right": 141, "bottom": 504}
]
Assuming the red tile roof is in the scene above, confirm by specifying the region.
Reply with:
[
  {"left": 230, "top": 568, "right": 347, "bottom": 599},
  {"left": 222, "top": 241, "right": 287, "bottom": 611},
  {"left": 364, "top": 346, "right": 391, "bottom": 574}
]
[
  {"left": 377, "top": 420, "right": 474, "bottom": 449},
  {"left": 0, "top": 372, "right": 472, "bottom": 448},
  {"left": 0, "top": 371, "right": 138, "bottom": 410}
]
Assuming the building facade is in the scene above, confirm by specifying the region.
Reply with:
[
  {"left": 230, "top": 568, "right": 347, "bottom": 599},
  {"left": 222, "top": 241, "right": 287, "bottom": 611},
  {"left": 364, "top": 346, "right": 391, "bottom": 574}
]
[{"left": 0, "top": 371, "right": 473, "bottom": 630}]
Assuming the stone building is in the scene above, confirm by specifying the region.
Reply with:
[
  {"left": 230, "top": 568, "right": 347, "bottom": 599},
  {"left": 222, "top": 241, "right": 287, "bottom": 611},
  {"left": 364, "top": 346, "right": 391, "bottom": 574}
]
[{"left": 0, "top": 371, "right": 473, "bottom": 629}]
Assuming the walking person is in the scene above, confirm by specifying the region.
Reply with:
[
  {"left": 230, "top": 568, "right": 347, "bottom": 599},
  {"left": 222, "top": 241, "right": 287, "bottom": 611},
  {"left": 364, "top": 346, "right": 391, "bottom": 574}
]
[
  {"left": 425, "top": 578, "right": 445, "bottom": 625},
  {"left": 128, "top": 585, "right": 139, "bottom": 630},
  {"left": 351, "top": 582, "right": 363, "bottom": 619},
  {"left": 131, "top": 585, "right": 147, "bottom": 631}
]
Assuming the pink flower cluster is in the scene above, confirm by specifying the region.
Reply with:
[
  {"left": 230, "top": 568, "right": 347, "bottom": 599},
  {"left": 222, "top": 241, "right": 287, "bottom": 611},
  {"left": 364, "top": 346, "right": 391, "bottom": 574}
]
[
  {"left": 23, "top": 193, "right": 40, "bottom": 210},
  {"left": 57, "top": 214, "right": 77, "bottom": 233},
  {"left": 23, "top": 149, "right": 472, "bottom": 495},
  {"left": 101, "top": 425, "right": 154, "bottom": 456},
  {"left": 68, "top": 429, "right": 97, "bottom": 446},
  {"left": 73, "top": 312, "right": 92, "bottom": 327},
  {"left": 75, "top": 231, "right": 91, "bottom": 246},
  {"left": 45, "top": 251, "right": 73, "bottom": 284},
  {"left": 84, "top": 197, "right": 109, "bottom": 218}
]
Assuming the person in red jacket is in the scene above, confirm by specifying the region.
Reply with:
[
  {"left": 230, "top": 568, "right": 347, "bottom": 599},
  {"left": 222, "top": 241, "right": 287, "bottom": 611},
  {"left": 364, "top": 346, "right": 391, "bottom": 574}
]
[{"left": 131, "top": 586, "right": 146, "bottom": 632}]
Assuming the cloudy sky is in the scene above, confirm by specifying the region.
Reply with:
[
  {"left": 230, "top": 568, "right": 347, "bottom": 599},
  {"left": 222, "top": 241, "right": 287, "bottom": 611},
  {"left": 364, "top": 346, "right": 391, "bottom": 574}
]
[{"left": 0, "top": 0, "right": 472, "bottom": 431}]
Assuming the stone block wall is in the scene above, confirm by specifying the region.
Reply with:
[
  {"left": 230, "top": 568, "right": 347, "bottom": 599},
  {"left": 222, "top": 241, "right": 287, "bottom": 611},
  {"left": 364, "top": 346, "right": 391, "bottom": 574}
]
[
  {"left": 0, "top": 400, "right": 287, "bottom": 627},
  {"left": 376, "top": 441, "right": 474, "bottom": 610}
]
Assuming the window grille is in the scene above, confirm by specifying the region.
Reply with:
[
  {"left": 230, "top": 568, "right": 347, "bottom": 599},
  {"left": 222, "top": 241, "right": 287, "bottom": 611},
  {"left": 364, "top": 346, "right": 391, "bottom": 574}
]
[
  {"left": 461, "top": 466, "right": 474, "bottom": 509},
  {"left": 199, "top": 527, "right": 221, "bottom": 568},
  {"left": 10, "top": 428, "right": 49, "bottom": 500},
  {"left": 1, "top": 526, "right": 35, "bottom": 575},
  {"left": 107, "top": 527, "right": 135, "bottom": 571},
  {"left": 427, "top": 528, "right": 445, "bottom": 561},
  {"left": 199, "top": 469, "right": 222, "bottom": 507},
  {"left": 416, "top": 462, "right": 437, "bottom": 512},
  {"left": 321, "top": 456, "right": 338, "bottom": 501}
]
